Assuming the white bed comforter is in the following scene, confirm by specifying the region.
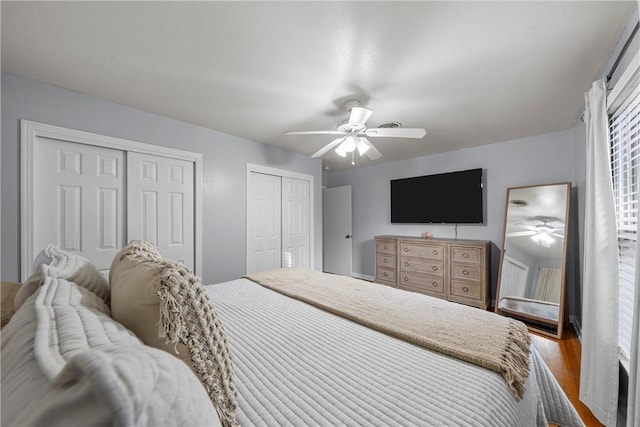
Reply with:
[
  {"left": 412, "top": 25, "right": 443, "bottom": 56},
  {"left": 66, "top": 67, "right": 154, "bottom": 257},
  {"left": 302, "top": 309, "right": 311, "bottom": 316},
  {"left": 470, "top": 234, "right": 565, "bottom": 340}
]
[{"left": 206, "top": 278, "right": 584, "bottom": 427}]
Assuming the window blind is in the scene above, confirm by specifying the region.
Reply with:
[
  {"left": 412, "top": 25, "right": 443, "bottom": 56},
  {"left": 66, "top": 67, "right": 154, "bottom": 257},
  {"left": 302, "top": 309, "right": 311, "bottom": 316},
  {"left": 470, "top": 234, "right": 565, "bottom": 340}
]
[{"left": 610, "top": 92, "right": 639, "bottom": 360}]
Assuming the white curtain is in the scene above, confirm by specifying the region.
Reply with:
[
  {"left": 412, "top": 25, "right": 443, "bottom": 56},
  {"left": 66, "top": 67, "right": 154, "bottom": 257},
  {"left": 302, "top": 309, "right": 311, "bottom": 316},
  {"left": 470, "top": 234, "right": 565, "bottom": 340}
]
[
  {"left": 533, "top": 267, "right": 562, "bottom": 303},
  {"left": 629, "top": 200, "right": 640, "bottom": 426},
  {"left": 580, "top": 79, "right": 620, "bottom": 426}
]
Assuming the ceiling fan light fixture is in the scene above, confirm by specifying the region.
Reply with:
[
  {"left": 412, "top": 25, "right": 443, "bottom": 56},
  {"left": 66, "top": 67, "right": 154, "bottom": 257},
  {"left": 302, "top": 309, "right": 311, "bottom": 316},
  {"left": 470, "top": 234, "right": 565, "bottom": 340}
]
[
  {"left": 532, "top": 232, "right": 554, "bottom": 247},
  {"left": 335, "top": 135, "right": 356, "bottom": 157}
]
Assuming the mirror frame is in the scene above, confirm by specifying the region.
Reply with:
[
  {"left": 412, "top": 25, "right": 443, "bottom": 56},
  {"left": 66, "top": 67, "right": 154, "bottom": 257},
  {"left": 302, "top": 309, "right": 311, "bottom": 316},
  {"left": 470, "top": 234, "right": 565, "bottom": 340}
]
[{"left": 494, "top": 182, "right": 571, "bottom": 339}]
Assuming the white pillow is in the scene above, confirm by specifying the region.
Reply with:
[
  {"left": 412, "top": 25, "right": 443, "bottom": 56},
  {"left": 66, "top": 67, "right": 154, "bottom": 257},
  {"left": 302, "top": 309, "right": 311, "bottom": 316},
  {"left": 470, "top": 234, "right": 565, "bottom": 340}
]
[
  {"left": 15, "top": 245, "right": 110, "bottom": 311},
  {"left": 1, "top": 271, "right": 220, "bottom": 426}
]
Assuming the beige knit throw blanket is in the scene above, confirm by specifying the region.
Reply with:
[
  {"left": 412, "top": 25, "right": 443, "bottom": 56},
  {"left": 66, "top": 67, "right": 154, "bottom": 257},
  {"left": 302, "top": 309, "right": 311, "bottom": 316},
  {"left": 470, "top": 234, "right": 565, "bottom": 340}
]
[{"left": 245, "top": 268, "right": 531, "bottom": 399}]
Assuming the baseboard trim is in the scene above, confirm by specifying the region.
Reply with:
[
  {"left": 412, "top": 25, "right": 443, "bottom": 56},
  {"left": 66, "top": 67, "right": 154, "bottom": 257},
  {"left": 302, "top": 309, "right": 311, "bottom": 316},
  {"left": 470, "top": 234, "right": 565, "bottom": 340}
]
[{"left": 569, "top": 315, "right": 582, "bottom": 341}]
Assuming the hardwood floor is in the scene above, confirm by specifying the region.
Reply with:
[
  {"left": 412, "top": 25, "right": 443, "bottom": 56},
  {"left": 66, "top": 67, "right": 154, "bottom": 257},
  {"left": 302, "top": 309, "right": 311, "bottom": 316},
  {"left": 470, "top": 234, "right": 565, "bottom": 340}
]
[{"left": 529, "top": 327, "right": 603, "bottom": 427}]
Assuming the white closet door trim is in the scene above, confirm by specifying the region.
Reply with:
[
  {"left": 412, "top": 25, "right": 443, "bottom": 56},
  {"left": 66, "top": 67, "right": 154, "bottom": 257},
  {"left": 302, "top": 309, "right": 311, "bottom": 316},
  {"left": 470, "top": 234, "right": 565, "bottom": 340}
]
[
  {"left": 245, "top": 163, "right": 315, "bottom": 272},
  {"left": 21, "top": 119, "right": 203, "bottom": 279}
]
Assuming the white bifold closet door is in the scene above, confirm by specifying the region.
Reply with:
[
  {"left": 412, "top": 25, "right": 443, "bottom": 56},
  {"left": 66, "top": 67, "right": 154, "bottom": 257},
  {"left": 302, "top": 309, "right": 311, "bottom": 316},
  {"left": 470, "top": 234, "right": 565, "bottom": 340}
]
[
  {"left": 29, "top": 139, "right": 195, "bottom": 276},
  {"left": 281, "top": 176, "right": 310, "bottom": 269},
  {"left": 127, "top": 152, "right": 195, "bottom": 270},
  {"left": 34, "top": 138, "right": 125, "bottom": 275},
  {"left": 247, "top": 172, "right": 282, "bottom": 274},
  {"left": 246, "top": 171, "right": 310, "bottom": 275}
]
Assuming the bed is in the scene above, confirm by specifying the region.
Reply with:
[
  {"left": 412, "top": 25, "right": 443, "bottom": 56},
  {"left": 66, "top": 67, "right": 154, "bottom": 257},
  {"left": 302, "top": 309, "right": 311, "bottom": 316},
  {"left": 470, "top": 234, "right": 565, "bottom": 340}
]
[
  {"left": 1, "top": 242, "right": 585, "bottom": 427},
  {"left": 206, "top": 277, "right": 582, "bottom": 426}
]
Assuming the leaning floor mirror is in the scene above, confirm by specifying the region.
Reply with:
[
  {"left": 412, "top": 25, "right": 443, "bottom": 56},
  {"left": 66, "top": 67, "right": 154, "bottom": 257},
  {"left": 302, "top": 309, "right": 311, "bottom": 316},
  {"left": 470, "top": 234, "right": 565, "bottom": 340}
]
[{"left": 495, "top": 182, "right": 571, "bottom": 338}]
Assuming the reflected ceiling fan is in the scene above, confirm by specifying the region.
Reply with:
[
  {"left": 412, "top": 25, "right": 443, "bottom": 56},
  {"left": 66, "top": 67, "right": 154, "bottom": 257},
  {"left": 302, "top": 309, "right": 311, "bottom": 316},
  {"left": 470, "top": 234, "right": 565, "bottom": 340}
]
[
  {"left": 507, "top": 219, "right": 564, "bottom": 247},
  {"left": 285, "top": 100, "right": 426, "bottom": 162}
]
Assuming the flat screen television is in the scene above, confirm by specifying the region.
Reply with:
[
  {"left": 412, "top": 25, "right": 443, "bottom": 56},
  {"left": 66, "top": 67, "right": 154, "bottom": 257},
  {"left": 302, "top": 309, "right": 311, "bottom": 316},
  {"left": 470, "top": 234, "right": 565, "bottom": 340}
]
[{"left": 390, "top": 168, "right": 484, "bottom": 224}]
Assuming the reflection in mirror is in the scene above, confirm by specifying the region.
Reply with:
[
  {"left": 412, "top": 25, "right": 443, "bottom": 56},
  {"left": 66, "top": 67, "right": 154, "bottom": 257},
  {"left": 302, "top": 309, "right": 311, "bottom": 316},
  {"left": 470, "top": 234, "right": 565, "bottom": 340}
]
[{"left": 495, "top": 182, "right": 571, "bottom": 338}]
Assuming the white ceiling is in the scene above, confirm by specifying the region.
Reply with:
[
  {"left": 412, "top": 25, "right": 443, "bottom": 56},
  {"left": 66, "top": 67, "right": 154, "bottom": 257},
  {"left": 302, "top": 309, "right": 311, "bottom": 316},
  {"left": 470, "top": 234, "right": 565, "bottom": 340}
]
[{"left": 1, "top": 1, "right": 635, "bottom": 171}]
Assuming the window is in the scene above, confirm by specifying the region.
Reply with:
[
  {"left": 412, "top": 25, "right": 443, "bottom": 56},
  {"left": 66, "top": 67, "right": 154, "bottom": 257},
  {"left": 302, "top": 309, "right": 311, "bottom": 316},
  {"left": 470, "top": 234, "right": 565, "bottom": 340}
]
[{"left": 610, "top": 91, "right": 639, "bottom": 361}]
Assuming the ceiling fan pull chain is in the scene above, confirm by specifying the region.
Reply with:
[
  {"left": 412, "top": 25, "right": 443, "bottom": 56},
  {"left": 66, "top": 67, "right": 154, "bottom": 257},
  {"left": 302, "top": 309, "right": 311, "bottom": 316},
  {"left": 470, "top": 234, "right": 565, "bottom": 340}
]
[{"left": 351, "top": 151, "right": 355, "bottom": 165}]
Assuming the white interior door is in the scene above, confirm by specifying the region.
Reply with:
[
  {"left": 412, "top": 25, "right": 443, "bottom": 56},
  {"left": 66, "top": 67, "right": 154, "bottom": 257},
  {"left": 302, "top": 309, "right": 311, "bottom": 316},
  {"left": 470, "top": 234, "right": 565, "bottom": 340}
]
[
  {"left": 322, "top": 185, "right": 352, "bottom": 276},
  {"left": 33, "top": 138, "right": 125, "bottom": 274},
  {"left": 127, "top": 152, "right": 195, "bottom": 269},
  {"left": 247, "top": 172, "right": 282, "bottom": 274},
  {"left": 282, "top": 177, "right": 310, "bottom": 269}
]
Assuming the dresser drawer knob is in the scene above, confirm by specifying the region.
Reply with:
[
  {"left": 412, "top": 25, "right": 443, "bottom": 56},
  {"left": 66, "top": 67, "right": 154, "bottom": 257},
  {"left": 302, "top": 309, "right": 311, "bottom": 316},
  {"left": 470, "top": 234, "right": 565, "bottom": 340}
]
[
  {"left": 463, "top": 270, "right": 469, "bottom": 276},
  {"left": 463, "top": 287, "right": 469, "bottom": 292},
  {"left": 432, "top": 281, "right": 438, "bottom": 287},
  {"left": 404, "top": 276, "right": 409, "bottom": 282},
  {"left": 463, "top": 253, "right": 469, "bottom": 258},
  {"left": 384, "top": 245, "right": 389, "bottom": 250},
  {"left": 404, "top": 261, "right": 410, "bottom": 266},
  {"left": 383, "top": 272, "right": 389, "bottom": 278},
  {"left": 432, "top": 266, "right": 438, "bottom": 271},
  {"left": 404, "top": 247, "right": 409, "bottom": 252},
  {"left": 384, "top": 258, "right": 389, "bottom": 264},
  {"left": 432, "top": 249, "right": 438, "bottom": 255}
]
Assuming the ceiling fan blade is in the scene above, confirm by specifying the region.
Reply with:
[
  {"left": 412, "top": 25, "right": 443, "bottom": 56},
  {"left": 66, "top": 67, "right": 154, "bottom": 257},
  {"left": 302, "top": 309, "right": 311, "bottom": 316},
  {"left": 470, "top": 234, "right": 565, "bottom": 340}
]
[
  {"left": 551, "top": 233, "right": 565, "bottom": 238},
  {"left": 348, "top": 107, "right": 373, "bottom": 128},
  {"left": 285, "top": 130, "right": 345, "bottom": 136},
  {"left": 364, "top": 127, "right": 426, "bottom": 138},
  {"left": 507, "top": 231, "right": 536, "bottom": 237},
  {"left": 357, "top": 137, "right": 382, "bottom": 160},
  {"left": 310, "top": 137, "right": 346, "bottom": 158}
]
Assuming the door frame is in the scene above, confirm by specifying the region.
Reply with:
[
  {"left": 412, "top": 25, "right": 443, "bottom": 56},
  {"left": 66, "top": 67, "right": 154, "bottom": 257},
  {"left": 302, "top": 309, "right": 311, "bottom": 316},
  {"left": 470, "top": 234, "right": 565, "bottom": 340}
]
[
  {"left": 21, "top": 119, "right": 203, "bottom": 279},
  {"left": 245, "top": 163, "right": 314, "bottom": 272}
]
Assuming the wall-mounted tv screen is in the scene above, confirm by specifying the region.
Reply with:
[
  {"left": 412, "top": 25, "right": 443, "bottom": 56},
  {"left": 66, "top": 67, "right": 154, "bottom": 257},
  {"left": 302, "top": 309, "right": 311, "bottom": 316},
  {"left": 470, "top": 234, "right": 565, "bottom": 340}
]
[{"left": 390, "top": 168, "right": 484, "bottom": 224}]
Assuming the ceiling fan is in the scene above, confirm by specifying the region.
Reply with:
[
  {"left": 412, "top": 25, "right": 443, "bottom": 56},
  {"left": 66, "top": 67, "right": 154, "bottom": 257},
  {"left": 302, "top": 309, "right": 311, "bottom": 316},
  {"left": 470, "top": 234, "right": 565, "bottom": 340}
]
[
  {"left": 285, "top": 100, "right": 426, "bottom": 162},
  {"left": 507, "top": 220, "right": 564, "bottom": 247}
]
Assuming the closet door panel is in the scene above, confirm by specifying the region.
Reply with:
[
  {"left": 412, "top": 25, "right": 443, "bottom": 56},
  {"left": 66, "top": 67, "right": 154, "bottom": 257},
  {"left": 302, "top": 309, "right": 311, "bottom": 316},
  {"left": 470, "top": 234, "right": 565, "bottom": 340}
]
[
  {"left": 246, "top": 172, "right": 282, "bottom": 274},
  {"left": 281, "top": 177, "right": 310, "bottom": 269},
  {"left": 33, "top": 137, "right": 125, "bottom": 274},
  {"left": 128, "top": 152, "right": 195, "bottom": 270}
]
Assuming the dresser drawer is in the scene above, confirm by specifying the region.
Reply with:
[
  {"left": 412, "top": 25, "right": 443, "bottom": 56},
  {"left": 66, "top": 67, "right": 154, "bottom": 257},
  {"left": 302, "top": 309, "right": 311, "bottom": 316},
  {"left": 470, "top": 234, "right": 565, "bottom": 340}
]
[
  {"left": 398, "top": 271, "right": 444, "bottom": 293},
  {"left": 450, "top": 279, "right": 482, "bottom": 300},
  {"left": 400, "top": 257, "right": 444, "bottom": 276},
  {"left": 377, "top": 254, "right": 396, "bottom": 269},
  {"left": 450, "top": 245, "right": 482, "bottom": 264},
  {"left": 450, "top": 263, "right": 481, "bottom": 282},
  {"left": 399, "top": 242, "right": 445, "bottom": 260},
  {"left": 376, "top": 239, "right": 397, "bottom": 255},
  {"left": 376, "top": 267, "right": 396, "bottom": 283},
  {"left": 374, "top": 236, "right": 490, "bottom": 309}
]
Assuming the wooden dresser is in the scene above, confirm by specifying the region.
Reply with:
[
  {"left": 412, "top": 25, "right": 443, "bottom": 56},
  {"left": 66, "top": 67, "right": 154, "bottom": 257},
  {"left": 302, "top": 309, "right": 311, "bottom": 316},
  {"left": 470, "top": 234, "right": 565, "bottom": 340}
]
[{"left": 374, "top": 235, "right": 491, "bottom": 309}]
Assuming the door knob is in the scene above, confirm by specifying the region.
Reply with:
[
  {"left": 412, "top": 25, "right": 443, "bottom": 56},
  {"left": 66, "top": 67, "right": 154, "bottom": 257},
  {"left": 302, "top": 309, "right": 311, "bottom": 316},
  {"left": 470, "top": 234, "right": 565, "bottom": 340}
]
[{"left": 345, "top": 235, "right": 352, "bottom": 239}]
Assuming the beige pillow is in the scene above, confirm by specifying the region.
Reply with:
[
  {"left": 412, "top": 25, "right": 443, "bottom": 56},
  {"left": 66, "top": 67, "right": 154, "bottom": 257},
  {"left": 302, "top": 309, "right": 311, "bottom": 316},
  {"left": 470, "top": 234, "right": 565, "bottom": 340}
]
[
  {"left": 110, "top": 240, "right": 238, "bottom": 427},
  {"left": 1, "top": 281, "right": 21, "bottom": 329}
]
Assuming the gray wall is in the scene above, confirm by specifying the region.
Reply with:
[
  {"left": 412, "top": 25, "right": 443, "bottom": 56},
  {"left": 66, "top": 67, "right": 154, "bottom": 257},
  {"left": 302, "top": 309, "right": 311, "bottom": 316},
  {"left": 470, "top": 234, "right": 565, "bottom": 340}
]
[
  {"left": 1, "top": 72, "right": 323, "bottom": 284},
  {"left": 324, "top": 127, "right": 584, "bottom": 318}
]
